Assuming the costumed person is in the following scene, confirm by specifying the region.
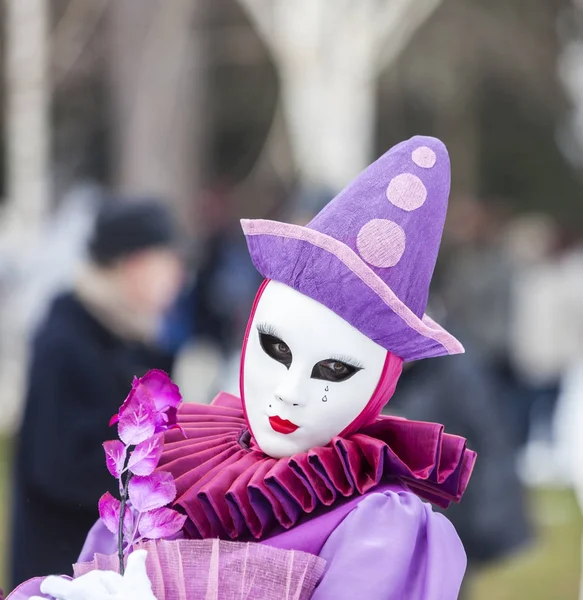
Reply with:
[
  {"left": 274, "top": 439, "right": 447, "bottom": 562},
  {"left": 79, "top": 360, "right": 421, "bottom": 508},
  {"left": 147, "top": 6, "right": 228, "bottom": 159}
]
[
  {"left": 9, "top": 198, "right": 184, "bottom": 588},
  {"left": 8, "top": 136, "right": 476, "bottom": 600}
]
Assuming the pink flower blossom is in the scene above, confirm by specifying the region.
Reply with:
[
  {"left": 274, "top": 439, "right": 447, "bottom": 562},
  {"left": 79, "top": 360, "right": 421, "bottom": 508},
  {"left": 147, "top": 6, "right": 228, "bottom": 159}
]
[
  {"left": 128, "top": 471, "right": 177, "bottom": 513},
  {"left": 137, "top": 370, "right": 182, "bottom": 413},
  {"left": 103, "top": 440, "right": 127, "bottom": 479},
  {"left": 110, "top": 370, "right": 184, "bottom": 441},
  {"left": 100, "top": 370, "right": 187, "bottom": 566},
  {"left": 127, "top": 433, "right": 164, "bottom": 476},
  {"left": 98, "top": 492, "right": 132, "bottom": 537},
  {"left": 117, "top": 395, "right": 156, "bottom": 446},
  {"left": 138, "top": 507, "right": 187, "bottom": 540}
]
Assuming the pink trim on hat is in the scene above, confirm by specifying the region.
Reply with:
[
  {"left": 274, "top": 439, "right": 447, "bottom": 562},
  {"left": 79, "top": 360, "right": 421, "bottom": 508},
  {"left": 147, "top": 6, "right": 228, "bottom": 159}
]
[{"left": 241, "top": 219, "right": 464, "bottom": 356}]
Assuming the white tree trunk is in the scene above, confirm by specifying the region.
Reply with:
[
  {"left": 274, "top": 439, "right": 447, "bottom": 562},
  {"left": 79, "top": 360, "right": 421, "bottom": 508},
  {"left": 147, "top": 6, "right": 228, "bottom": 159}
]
[
  {"left": 4, "top": 0, "right": 51, "bottom": 242},
  {"left": 239, "top": 0, "right": 442, "bottom": 191},
  {"left": 110, "top": 0, "right": 204, "bottom": 232},
  {"left": 559, "top": 32, "right": 583, "bottom": 165},
  {"left": 52, "top": 0, "right": 110, "bottom": 87},
  {"left": 0, "top": 0, "right": 51, "bottom": 433},
  {"left": 280, "top": 60, "right": 377, "bottom": 191}
]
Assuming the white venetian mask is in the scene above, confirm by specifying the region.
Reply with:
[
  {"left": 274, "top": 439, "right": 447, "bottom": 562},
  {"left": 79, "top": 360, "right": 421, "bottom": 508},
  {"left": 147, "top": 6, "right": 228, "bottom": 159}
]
[{"left": 241, "top": 281, "right": 389, "bottom": 458}]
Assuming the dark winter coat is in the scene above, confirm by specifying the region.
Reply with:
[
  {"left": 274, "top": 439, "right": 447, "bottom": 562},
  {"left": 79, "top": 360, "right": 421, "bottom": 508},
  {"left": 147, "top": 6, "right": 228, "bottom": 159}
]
[
  {"left": 10, "top": 293, "right": 174, "bottom": 588},
  {"left": 388, "top": 346, "right": 531, "bottom": 566}
]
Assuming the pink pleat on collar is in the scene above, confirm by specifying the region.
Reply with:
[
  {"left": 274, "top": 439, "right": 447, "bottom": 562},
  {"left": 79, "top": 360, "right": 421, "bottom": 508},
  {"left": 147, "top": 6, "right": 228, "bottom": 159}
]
[{"left": 239, "top": 279, "right": 403, "bottom": 448}]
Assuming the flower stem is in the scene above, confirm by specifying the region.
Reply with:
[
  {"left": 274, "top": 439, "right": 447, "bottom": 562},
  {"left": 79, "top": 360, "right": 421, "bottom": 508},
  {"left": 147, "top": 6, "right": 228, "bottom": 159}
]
[{"left": 118, "top": 472, "right": 133, "bottom": 575}]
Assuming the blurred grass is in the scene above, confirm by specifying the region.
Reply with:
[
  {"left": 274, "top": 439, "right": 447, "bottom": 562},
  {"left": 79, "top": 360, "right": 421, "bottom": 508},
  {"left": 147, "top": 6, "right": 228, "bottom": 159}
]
[
  {"left": 0, "top": 434, "right": 580, "bottom": 598},
  {"left": 471, "top": 488, "right": 582, "bottom": 600},
  {"left": 0, "top": 436, "right": 12, "bottom": 592}
]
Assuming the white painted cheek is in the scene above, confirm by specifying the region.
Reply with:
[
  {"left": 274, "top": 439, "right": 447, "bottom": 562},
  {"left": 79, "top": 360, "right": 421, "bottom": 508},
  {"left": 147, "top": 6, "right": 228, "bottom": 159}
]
[
  {"left": 247, "top": 333, "right": 280, "bottom": 385},
  {"left": 298, "top": 379, "right": 337, "bottom": 434},
  {"left": 307, "top": 378, "right": 362, "bottom": 434}
]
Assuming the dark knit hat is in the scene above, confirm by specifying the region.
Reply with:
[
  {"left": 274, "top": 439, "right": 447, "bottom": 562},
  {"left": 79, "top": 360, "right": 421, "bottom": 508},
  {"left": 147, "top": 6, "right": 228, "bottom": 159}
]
[{"left": 88, "top": 197, "right": 179, "bottom": 266}]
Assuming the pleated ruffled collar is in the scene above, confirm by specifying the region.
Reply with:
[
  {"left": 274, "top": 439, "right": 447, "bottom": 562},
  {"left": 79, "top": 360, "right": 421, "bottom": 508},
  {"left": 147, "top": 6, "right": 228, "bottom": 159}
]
[{"left": 158, "top": 392, "right": 475, "bottom": 541}]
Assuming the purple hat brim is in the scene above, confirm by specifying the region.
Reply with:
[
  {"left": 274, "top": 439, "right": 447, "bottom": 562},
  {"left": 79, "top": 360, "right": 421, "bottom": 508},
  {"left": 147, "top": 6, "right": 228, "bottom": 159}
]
[{"left": 242, "top": 219, "right": 464, "bottom": 362}]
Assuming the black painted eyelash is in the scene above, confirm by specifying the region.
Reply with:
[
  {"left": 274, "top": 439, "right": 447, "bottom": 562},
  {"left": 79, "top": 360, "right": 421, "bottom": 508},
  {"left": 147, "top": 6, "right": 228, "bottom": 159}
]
[
  {"left": 329, "top": 354, "right": 365, "bottom": 370},
  {"left": 256, "top": 322, "right": 281, "bottom": 338},
  {"left": 256, "top": 324, "right": 362, "bottom": 370}
]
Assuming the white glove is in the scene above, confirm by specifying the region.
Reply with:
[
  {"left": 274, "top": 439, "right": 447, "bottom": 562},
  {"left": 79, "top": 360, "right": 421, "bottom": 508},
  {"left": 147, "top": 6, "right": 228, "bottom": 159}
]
[{"left": 30, "top": 550, "right": 157, "bottom": 600}]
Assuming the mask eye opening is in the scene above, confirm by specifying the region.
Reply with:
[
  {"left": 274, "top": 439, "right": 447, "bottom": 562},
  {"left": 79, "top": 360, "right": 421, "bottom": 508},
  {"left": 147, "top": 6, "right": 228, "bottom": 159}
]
[
  {"left": 257, "top": 323, "right": 293, "bottom": 369},
  {"left": 310, "top": 358, "right": 362, "bottom": 382}
]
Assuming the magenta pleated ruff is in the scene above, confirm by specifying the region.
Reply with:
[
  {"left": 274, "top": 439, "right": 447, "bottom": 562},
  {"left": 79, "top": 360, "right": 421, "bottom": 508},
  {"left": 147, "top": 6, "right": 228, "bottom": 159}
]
[{"left": 158, "top": 393, "right": 476, "bottom": 541}]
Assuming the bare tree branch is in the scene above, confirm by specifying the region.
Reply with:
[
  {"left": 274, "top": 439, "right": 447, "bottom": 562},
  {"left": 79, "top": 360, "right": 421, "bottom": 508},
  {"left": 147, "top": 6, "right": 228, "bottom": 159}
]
[
  {"left": 247, "top": 101, "right": 295, "bottom": 186},
  {"left": 235, "top": 0, "right": 442, "bottom": 190},
  {"left": 110, "top": 0, "right": 204, "bottom": 230},
  {"left": 374, "top": 0, "right": 442, "bottom": 72},
  {"left": 4, "top": 0, "right": 50, "bottom": 239},
  {"left": 237, "top": 0, "right": 277, "bottom": 52},
  {"left": 51, "top": 0, "right": 110, "bottom": 88}
]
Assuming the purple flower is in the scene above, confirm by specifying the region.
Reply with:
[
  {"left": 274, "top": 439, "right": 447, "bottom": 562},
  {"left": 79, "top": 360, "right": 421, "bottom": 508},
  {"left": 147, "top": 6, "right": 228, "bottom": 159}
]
[
  {"left": 100, "top": 370, "right": 187, "bottom": 572},
  {"left": 138, "top": 507, "right": 187, "bottom": 540},
  {"left": 139, "top": 370, "right": 183, "bottom": 435},
  {"left": 110, "top": 370, "right": 184, "bottom": 443},
  {"left": 137, "top": 370, "right": 182, "bottom": 413},
  {"left": 118, "top": 389, "right": 156, "bottom": 445},
  {"left": 127, "top": 433, "right": 164, "bottom": 476},
  {"left": 103, "top": 440, "right": 127, "bottom": 479},
  {"left": 128, "top": 471, "right": 177, "bottom": 513},
  {"left": 98, "top": 492, "right": 132, "bottom": 537}
]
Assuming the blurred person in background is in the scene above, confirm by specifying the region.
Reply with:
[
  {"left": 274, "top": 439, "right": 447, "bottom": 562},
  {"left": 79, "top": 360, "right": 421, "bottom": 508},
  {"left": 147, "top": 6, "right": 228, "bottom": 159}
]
[
  {"left": 437, "top": 198, "right": 533, "bottom": 451},
  {"left": 9, "top": 198, "right": 184, "bottom": 587},
  {"left": 190, "top": 186, "right": 261, "bottom": 362},
  {"left": 401, "top": 204, "right": 533, "bottom": 595},
  {"left": 544, "top": 235, "right": 583, "bottom": 600},
  {"left": 389, "top": 332, "right": 531, "bottom": 599},
  {"left": 170, "top": 185, "right": 335, "bottom": 401},
  {"left": 165, "top": 219, "right": 262, "bottom": 401},
  {"left": 504, "top": 215, "right": 566, "bottom": 483},
  {"left": 192, "top": 226, "right": 261, "bottom": 360},
  {"left": 507, "top": 223, "right": 583, "bottom": 595},
  {"left": 163, "top": 186, "right": 263, "bottom": 402}
]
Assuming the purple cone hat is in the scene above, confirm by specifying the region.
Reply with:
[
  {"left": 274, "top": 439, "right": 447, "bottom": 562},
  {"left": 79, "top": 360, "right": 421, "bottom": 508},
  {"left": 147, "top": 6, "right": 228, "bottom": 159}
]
[{"left": 241, "top": 135, "right": 464, "bottom": 362}]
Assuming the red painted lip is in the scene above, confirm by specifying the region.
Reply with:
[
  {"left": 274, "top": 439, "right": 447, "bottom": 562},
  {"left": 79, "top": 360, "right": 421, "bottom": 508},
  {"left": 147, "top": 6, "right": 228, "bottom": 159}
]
[{"left": 269, "top": 416, "right": 299, "bottom": 434}]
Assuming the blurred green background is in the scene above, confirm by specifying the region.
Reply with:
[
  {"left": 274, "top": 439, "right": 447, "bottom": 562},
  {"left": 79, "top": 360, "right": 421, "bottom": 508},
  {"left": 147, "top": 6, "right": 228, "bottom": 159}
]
[
  {"left": 1, "top": 437, "right": 12, "bottom": 591},
  {"left": 472, "top": 489, "right": 582, "bottom": 600}
]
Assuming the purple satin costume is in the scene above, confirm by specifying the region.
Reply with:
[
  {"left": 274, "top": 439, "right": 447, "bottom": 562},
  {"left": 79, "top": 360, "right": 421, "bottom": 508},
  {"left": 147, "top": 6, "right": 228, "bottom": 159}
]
[{"left": 72, "top": 483, "right": 465, "bottom": 599}]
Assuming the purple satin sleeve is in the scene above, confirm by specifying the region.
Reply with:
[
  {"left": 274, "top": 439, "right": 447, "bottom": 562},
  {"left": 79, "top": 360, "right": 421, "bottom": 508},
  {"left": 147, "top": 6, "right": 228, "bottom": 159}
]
[
  {"left": 4, "top": 577, "right": 72, "bottom": 600},
  {"left": 5, "top": 578, "right": 47, "bottom": 600},
  {"left": 77, "top": 520, "right": 117, "bottom": 563},
  {"left": 311, "top": 490, "right": 467, "bottom": 600}
]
